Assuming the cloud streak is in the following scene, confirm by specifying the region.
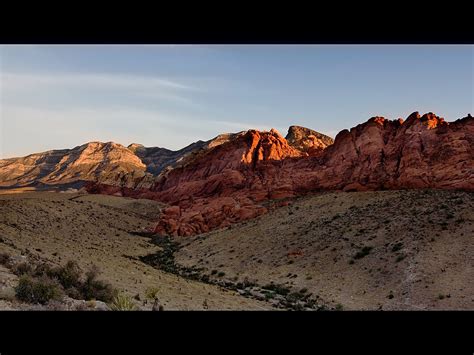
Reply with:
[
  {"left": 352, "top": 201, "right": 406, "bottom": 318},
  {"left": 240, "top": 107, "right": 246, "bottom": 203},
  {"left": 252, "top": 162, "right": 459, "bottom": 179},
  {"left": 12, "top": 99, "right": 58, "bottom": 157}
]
[
  {"left": 1, "top": 71, "right": 202, "bottom": 107},
  {"left": 2, "top": 71, "right": 197, "bottom": 91}
]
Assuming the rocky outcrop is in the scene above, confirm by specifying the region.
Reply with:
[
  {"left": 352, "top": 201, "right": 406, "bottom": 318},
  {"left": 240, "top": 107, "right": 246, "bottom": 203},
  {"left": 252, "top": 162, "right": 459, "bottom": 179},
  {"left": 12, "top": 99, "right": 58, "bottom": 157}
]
[
  {"left": 0, "top": 142, "right": 149, "bottom": 189},
  {"left": 95, "top": 112, "right": 472, "bottom": 237},
  {"left": 127, "top": 141, "right": 206, "bottom": 175},
  {"left": 285, "top": 125, "right": 334, "bottom": 155},
  {"left": 127, "top": 132, "right": 243, "bottom": 176},
  {"left": 317, "top": 112, "right": 473, "bottom": 191}
]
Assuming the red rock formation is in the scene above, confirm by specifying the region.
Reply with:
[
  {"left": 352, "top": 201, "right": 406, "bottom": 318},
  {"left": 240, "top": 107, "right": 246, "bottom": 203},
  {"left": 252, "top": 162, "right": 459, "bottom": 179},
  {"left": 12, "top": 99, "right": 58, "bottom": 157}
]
[
  {"left": 86, "top": 112, "right": 474, "bottom": 236},
  {"left": 285, "top": 125, "right": 334, "bottom": 155}
]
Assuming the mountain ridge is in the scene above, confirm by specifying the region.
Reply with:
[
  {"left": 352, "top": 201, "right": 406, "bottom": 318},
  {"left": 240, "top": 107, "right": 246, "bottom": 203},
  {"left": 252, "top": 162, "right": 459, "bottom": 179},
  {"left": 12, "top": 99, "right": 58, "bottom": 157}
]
[
  {"left": 1, "top": 113, "right": 473, "bottom": 236},
  {"left": 0, "top": 125, "right": 328, "bottom": 190},
  {"left": 85, "top": 111, "right": 474, "bottom": 236}
]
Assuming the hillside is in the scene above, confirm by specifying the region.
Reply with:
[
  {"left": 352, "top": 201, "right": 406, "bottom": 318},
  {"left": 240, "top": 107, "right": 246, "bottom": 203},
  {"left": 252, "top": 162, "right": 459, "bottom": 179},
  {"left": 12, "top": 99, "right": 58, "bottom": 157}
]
[
  {"left": 0, "top": 142, "right": 149, "bottom": 190},
  {"left": 171, "top": 189, "right": 474, "bottom": 310},
  {"left": 0, "top": 192, "right": 268, "bottom": 310}
]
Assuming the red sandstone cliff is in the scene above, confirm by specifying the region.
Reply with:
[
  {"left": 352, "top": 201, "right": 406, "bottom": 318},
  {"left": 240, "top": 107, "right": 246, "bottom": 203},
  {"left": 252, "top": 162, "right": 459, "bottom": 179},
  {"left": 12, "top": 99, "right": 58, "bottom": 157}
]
[{"left": 85, "top": 112, "right": 473, "bottom": 236}]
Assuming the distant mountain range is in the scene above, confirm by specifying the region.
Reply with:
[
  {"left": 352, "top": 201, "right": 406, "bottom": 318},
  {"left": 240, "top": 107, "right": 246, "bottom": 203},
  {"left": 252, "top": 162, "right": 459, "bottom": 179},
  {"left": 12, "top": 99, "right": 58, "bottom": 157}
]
[{"left": 0, "top": 125, "right": 332, "bottom": 190}]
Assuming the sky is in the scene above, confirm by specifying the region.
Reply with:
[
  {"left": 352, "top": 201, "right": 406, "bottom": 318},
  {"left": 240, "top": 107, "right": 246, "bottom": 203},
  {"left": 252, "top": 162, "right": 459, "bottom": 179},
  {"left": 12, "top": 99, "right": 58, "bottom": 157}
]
[{"left": 0, "top": 45, "right": 473, "bottom": 158}]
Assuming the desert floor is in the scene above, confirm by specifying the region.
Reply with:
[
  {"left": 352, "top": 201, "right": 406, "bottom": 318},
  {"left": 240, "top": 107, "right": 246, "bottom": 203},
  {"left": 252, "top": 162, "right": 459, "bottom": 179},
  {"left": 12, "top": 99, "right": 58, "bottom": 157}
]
[
  {"left": 0, "top": 192, "right": 268, "bottom": 310},
  {"left": 1, "top": 189, "right": 473, "bottom": 310},
  {"left": 174, "top": 189, "right": 474, "bottom": 310}
]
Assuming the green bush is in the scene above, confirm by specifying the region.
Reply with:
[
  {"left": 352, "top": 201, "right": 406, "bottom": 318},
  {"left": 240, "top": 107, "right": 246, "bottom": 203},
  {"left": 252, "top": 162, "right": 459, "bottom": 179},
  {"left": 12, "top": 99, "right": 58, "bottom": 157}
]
[
  {"left": 15, "top": 275, "right": 63, "bottom": 304},
  {"left": 109, "top": 293, "right": 137, "bottom": 311}
]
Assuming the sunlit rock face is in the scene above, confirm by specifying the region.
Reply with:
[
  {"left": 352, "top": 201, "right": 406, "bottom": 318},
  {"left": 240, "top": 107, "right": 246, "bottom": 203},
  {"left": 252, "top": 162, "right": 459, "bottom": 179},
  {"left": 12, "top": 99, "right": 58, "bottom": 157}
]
[
  {"left": 0, "top": 141, "right": 149, "bottom": 189},
  {"left": 144, "top": 113, "right": 473, "bottom": 236},
  {"left": 8, "top": 112, "right": 472, "bottom": 237},
  {"left": 285, "top": 125, "right": 334, "bottom": 156}
]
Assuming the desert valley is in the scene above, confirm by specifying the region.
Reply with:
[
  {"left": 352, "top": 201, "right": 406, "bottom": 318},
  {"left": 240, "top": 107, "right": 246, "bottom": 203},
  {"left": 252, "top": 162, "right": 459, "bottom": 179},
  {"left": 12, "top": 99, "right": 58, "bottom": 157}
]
[{"left": 0, "top": 111, "right": 473, "bottom": 310}]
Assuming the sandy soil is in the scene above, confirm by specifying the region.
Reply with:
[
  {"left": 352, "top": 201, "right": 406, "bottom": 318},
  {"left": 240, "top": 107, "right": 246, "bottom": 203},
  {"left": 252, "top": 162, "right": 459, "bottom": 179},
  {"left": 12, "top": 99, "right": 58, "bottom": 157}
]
[
  {"left": 2, "top": 189, "right": 472, "bottom": 310},
  {"left": 0, "top": 192, "right": 268, "bottom": 310},
  {"left": 174, "top": 190, "right": 474, "bottom": 310}
]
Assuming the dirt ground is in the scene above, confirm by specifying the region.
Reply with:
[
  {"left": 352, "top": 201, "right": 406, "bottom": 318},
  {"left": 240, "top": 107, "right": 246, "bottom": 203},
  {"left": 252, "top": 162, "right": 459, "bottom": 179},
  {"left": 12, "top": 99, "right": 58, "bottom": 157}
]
[
  {"left": 0, "top": 192, "right": 269, "bottom": 310},
  {"left": 1, "top": 189, "right": 472, "bottom": 310},
  {"left": 174, "top": 190, "right": 474, "bottom": 310}
]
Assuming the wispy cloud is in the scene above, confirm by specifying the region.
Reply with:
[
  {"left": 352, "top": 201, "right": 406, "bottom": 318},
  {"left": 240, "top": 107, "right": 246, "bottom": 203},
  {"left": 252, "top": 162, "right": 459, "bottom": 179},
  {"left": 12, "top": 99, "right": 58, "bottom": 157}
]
[
  {"left": 1, "top": 71, "right": 200, "bottom": 106},
  {"left": 2, "top": 72, "right": 196, "bottom": 91}
]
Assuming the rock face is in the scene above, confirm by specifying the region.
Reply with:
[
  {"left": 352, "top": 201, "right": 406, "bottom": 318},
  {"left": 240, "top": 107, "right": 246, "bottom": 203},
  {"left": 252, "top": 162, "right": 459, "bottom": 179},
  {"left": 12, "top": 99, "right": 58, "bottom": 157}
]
[
  {"left": 0, "top": 132, "right": 243, "bottom": 190},
  {"left": 87, "top": 112, "right": 473, "bottom": 236},
  {"left": 285, "top": 125, "right": 334, "bottom": 155},
  {"left": 127, "top": 141, "right": 206, "bottom": 175},
  {"left": 317, "top": 112, "right": 473, "bottom": 191},
  {"left": 148, "top": 129, "right": 304, "bottom": 236},
  {"left": 127, "top": 132, "right": 244, "bottom": 176},
  {"left": 2, "top": 113, "right": 473, "bottom": 237},
  {"left": 0, "top": 142, "right": 149, "bottom": 189}
]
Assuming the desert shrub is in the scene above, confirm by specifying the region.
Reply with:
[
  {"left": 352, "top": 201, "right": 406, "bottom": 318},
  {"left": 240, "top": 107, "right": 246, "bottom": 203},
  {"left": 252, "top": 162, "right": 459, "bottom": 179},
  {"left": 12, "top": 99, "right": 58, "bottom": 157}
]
[
  {"left": 217, "top": 271, "right": 225, "bottom": 277},
  {"left": 51, "top": 260, "right": 82, "bottom": 289},
  {"left": 335, "top": 303, "right": 344, "bottom": 311},
  {"left": 65, "top": 286, "right": 83, "bottom": 300},
  {"left": 80, "top": 266, "right": 117, "bottom": 303},
  {"left": 109, "top": 293, "right": 137, "bottom": 311},
  {"left": 145, "top": 287, "right": 159, "bottom": 300},
  {"left": 287, "top": 291, "right": 306, "bottom": 302},
  {"left": 15, "top": 275, "right": 63, "bottom": 304},
  {"left": 12, "top": 262, "right": 34, "bottom": 276},
  {"left": 262, "top": 283, "right": 290, "bottom": 296},
  {"left": 31, "top": 262, "right": 55, "bottom": 278},
  {"left": 354, "top": 246, "right": 373, "bottom": 259},
  {"left": 391, "top": 242, "right": 403, "bottom": 253},
  {"left": 0, "top": 252, "right": 10, "bottom": 265},
  {"left": 395, "top": 254, "right": 406, "bottom": 263}
]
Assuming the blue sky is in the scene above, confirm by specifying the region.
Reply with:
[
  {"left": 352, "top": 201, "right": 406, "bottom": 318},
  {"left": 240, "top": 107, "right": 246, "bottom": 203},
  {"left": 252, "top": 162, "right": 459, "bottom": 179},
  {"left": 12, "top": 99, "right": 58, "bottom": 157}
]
[{"left": 0, "top": 45, "right": 473, "bottom": 158}]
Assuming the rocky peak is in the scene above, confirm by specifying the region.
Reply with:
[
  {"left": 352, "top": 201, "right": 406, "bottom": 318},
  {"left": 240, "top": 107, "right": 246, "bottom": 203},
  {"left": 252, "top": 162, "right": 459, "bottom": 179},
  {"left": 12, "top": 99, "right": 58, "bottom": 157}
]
[
  {"left": 127, "top": 143, "right": 145, "bottom": 153},
  {"left": 419, "top": 112, "right": 447, "bottom": 129},
  {"left": 242, "top": 129, "right": 303, "bottom": 165},
  {"left": 285, "top": 125, "right": 334, "bottom": 155}
]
